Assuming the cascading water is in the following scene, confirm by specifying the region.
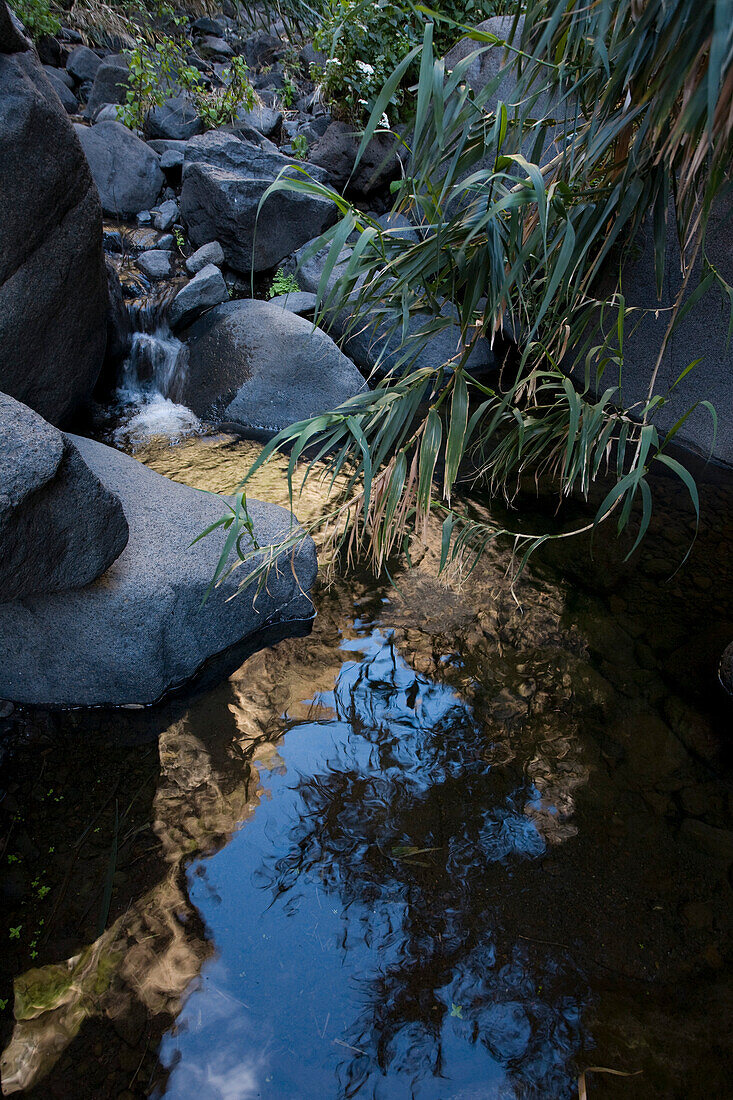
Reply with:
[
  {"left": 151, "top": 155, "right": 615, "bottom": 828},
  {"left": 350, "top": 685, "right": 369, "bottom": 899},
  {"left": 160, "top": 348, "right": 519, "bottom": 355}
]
[{"left": 113, "top": 291, "right": 202, "bottom": 448}]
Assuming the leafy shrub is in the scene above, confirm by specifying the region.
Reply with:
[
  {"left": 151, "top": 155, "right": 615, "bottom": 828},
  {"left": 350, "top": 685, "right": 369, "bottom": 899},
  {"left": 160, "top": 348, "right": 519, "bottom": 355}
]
[
  {"left": 290, "top": 132, "right": 308, "bottom": 159},
  {"left": 8, "top": 0, "right": 60, "bottom": 40},
  {"left": 311, "top": 0, "right": 500, "bottom": 121},
  {"left": 196, "top": 56, "right": 256, "bottom": 129}
]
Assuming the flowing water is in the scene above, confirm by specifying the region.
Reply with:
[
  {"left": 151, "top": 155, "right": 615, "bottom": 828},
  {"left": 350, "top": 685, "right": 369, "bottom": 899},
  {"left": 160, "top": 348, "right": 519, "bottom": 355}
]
[
  {"left": 0, "top": 433, "right": 731, "bottom": 1099},
  {"left": 111, "top": 295, "right": 202, "bottom": 450}
]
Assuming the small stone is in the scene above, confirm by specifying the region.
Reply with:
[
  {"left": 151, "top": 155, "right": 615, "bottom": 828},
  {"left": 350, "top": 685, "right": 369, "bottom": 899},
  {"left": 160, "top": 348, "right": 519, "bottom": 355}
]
[
  {"left": 153, "top": 199, "right": 179, "bottom": 231},
  {"left": 136, "top": 210, "right": 152, "bottom": 225},
  {"left": 93, "top": 103, "right": 120, "bottom": 123},
  {"left": 160, "top": 148, "right": 184, "bottom": 170},
  {"left": 157, "top": 233, "right": 174, "bottom": 250},
  {"left": 169, "top": 263, "right": 228, "bottom": 328},
  {"left": 185, "top": 240, "right": 225, "bottom": 275},
  {"left": 136, "top": 249, "right": 171, "bottom": 279}
]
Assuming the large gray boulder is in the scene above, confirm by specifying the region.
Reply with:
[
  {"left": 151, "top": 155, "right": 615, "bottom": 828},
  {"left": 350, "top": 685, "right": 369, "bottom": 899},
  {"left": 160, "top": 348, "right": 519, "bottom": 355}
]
[
  {"left": 84, "top": 54, "right": 128, "bottom": 119},
  {"left": 0, "top": 393, "right": 128, "bottom": 601},
  {"left": 66, "top": 44, "right": 101, "bottom": 84},
  {"left": 180, "top": 298, "right": 367, "bottom": 432},
  {"left": 75, "top": 119, "right": 164, "bottom": 216},
  {"left": 0, "top": 435, "right": 317, "bottom": 706},
  {"left": 180, "top": 130, "right": 337, "bottom": 273},
  {"left": 0, "top": 11, "right": 108, "bottom": 425}
]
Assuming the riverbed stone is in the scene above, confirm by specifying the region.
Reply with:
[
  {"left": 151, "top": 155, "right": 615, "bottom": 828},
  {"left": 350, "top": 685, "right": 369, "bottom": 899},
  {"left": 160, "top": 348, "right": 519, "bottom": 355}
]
[
  {"left": 267, "top": 290, "right": 318, "bottom": 316},
  {"left": 180, "top": 129, "right": 336, "bottom": 273},
  {"left": 0, "top": 435, "right": 317, "bottom": 707},
  {"left": 169, "top": 263, "right": 228, "bottom": 328},
  {"left": 146, "top": 95, "right": 202, "bottom": 141},
  {"left": 44, "top": 66, "right": 77, "bottom": 112},
  {"left": 66, "top": 44, "right": 100, "bottom": 84},
  {"left": 75, "top": 120, "right": 164, "bottom": 216},
  {"left": 84, "top": 54, "right": 128, "bottom": 119},
  {"left": 152, "top": 198, "right": 179, "bottom": 231},
  {"left": 180, "top": 298, "right": 367, "bottom": 432},
  {"left": 0, "top": 393, "right": 128, "bottom": 602},
  {"left": 309, "top": 120, "right": 400, "bottom": 196},
  {"left": 185, "top": 240, "right": 225, "bottom": 274},
  {"left": 136, "top": 249, "right": 172, "bottom": 279},
  {"left": 0, "top": 17, "right": 108, "bottom": 425}
]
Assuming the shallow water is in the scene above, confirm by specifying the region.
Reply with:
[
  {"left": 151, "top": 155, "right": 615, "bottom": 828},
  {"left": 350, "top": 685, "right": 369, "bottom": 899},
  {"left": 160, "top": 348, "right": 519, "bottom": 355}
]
[{"left": 1, "top": 434, "right": 731, "bottom": 1099}]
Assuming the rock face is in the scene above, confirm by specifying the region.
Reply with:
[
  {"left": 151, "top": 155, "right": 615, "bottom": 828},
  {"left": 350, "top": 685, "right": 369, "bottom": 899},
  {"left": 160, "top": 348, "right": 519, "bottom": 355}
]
[
  {"left": 309, "top": 121, "right": 400, "bottom": 196},
  {"left": 75, "top": 120, "right": 164, "bottom": 216},
  {"left": 0, "top": 435, "right": 318, "bottom": 707},
  {"left": 0, "top": 10, "right": 108, "bottom": 425},
  {"left": 180, "top": 130, "right": 336, "bottom": 273},
  {"left": 181, "top": 298, "right": 367, "bottom": 432},
  {"left": 0, "top": 394, "right": 128, "bottom": 602}
]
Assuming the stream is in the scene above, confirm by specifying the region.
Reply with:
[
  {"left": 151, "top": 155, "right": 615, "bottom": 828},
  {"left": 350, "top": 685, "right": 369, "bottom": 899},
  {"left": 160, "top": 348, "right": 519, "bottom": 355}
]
[{"left": 1, "top": 349, "right": 732, "bottom": 1096}]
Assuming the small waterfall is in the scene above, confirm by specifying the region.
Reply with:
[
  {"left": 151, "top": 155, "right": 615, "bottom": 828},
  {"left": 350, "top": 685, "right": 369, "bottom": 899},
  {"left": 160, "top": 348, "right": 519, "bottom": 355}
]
[{"left": 114, "top": 291, "right": 201, "bottom": 449}]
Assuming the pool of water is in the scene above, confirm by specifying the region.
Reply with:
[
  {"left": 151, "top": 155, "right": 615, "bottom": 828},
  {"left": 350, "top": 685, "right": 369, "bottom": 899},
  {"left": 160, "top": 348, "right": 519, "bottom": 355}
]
[{"left": 1, "top": 434, "right": 731, "bottom": 1099}]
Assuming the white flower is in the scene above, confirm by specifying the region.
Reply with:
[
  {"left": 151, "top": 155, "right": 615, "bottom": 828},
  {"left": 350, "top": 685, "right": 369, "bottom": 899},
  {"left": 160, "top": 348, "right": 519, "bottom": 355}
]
[{"left": 355, "top": 60, "right": 375, "bottom": 75}]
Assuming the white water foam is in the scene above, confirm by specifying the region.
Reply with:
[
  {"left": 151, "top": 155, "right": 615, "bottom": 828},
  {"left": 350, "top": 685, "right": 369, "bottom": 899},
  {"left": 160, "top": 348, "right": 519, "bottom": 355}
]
[{"left": 113, "top": 298, "right": 203, "bottom": 449}]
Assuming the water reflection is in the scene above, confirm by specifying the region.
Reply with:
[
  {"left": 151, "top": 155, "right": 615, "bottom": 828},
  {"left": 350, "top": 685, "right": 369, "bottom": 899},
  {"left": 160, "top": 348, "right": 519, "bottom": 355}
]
[{"left": 157, "top": 625, "right": 587, "bottom": 1100}]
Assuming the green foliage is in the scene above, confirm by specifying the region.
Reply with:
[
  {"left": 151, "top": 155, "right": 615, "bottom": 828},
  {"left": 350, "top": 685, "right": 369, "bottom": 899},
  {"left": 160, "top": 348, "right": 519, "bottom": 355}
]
[
  {"left": 8, "top": 0, "right": 60, "bottom": 40},
  {"left": 195, "top": 56, "right": 256, "bottom": 129},
  {"left": 291, "top": 132, "right": 308, "bottom": 160},
  {"left": 203, "top": 1, "right": 731, "bottom": 597},
  {"left": 268, "top": 269, "right": 301, "bottom": 297},
  {"left": 280, "top": 72, "right": 298, "bottom": 108},
  {"left": 311, "top": 0, "right": 500, "bottom": 121}
]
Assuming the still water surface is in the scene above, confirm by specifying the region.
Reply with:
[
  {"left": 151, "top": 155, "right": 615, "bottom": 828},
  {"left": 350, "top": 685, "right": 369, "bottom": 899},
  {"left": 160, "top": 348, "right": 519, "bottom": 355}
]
[{"left": 1, "top": 434, "right": 731, "bottom": 1099}]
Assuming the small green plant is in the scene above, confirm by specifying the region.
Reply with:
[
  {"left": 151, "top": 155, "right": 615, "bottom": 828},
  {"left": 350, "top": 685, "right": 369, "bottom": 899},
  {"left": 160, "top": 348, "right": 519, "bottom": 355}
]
[
  {"left": 117, "top": 34, "right": 197, "bottom": 131},
  {"left": 291, "top": 133, "right": 308, "bottom": 160},
  {"left": 8, "top": 0, "right": 60, "bottom": 40},
  {"left": 173, "top": 227, "right": 186, "bottom": 253},
  {"left": 196, "top": 56, "right": 256, "bottom": 130},
  {"left": 280, "top": 73, "right": 298, "bottom": 109},
  {"left": 268, "top": 269, "right": 300, "bottom": 298},
  {"left": 9, "top": 926, "right": 21, "bottom": 940}
]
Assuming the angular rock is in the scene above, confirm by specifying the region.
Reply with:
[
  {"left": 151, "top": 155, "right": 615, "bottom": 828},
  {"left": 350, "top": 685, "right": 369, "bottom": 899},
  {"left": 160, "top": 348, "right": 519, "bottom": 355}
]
[
  {"left": 180, "top": 298, "right": 367, "bottom": 432},
  {"left": 0, "top": 435, "right": 317, "bottom": 707},
  {"left": 44, "top": 67, "right": 77, "bottom": 112},
  {"left": 0, "top": 21, "right": 108, "bottom": 425},
  {"left": 93, "top": 103, "right": 120, "bottom": 123},
  {"left": 43, "top": 63, "right": 72, "bottom": 87},
  {"left": 84, "top": 54, "right": 128, "bottom": 119},
  {"left": 146, "top": 95, "right": 202, "bottom": 141},
  {"left": 198, "top": 35, "right": 232, "bottom": 60},
  {"left": 75, "top": 120, "right": 164, "bottom": 216},
  {"left": 185, "top": 239, "right": 225, "bottom": 274},
  {"left": 169, "top": 263, "right": 228, "bottom": 328},
  {"left": 180, "top": 130, "right": 336, "bottom": 273},
  {"left": 232, "top": 102, "right": 282, "bottom": 140},
  {"left": 136, "top": 249, "right": 171, "bottom": 279},
  {"left": 66, "top": 44, "right": 100, "bottom": 83},
  {"left": 243, "top": 31, "right": 280, "bottom": 72},
  {"left": 152, "top": 198, "right": 178, "bottom": 230},
  {"left": 0, "top": 393, "right": 128, "bottom": 602},
  {"left": 309, "top": 120, "right": 400, "bottom": 196},
  {"left": 193, "top": 17, "right": 224, "bottom": 36}
]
